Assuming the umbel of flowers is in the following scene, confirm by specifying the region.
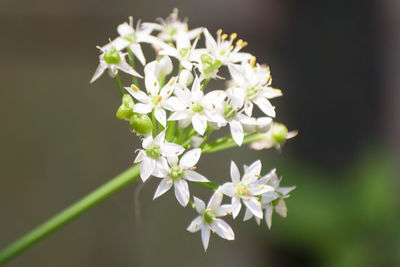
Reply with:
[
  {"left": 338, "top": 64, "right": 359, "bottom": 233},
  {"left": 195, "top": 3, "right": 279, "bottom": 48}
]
[{"left": 91, "top": 8, "right": 297, "bottom": 251}]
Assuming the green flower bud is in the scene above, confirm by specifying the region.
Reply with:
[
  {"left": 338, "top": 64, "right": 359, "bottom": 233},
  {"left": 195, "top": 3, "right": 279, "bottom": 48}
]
[
  {"left": 103, "top": 47, "right": 121, "bottom": 64},
  {"left": 203, "top": 208, "right": 216, "bottom": 224},
  {"left": 116, "top": 94, "right": 134, "bottom": 120},
  {"left": 223, "top": 104, "right": 237, "bottom": 120},
  {"left": 271, "top": 123, "right": 288, "bottom": 144},
  {"left": 130, "top": 114, "right": 153, "bottom": 135}
]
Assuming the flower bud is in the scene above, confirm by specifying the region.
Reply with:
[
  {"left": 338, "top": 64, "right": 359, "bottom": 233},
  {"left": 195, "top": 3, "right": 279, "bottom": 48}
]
[
  {"left": 103, "top": 47, "right": 121, "bottom": 64},
  {"left": 116, "top": 94, "right": 134, "bottom": 120},
  {"left": 130, "top": 113, "right": 153, "bottom": 135},
  {"left": 256, "top": 117, "right": 272, "bottom": 133},
  {"left": 200, "top": 54, "right": 222, "bottom": 74},
  {"left": 178, "top": 69, "right": 194, "bottom": 86},
  {"left": 159, "top": 56, "right": 173, "bottom": 76},
  {"left": 271, "top": 122, "right": 288, "bottom": 144}
]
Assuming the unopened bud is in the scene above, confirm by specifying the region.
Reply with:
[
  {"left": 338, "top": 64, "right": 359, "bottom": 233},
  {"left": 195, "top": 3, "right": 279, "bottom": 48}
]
[
  {"left": 256, "top": 117, "right": 272, "bottom": 133},
  {"left": 159, "top": 56, "right": 173, "bottom": 76},
  {"left": 130, "top": 113, "right": 153, "bottom": 135},
  {"left": 103, "top": 47, "right": 121, "bottom": 64},
  {"left": 271, "top": 122, "right": 288, "bottom": 144},
  {"left": 179, "top": 69, "right": 194, "bottom": 86},
  {"left": 116, "top": 94, "right": 134, "bottom": 120}
]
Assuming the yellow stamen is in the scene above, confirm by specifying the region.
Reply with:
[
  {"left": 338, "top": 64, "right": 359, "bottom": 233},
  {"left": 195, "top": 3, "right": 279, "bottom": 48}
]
[
  {"left": 190, "top": 166, "right": 197, "bottom": 170},
  {"left": 216, "top": 29, "right": 223, "bottom": 36},
  {"left": 130, "top": 84, "right": 139, "bottom": 92},
  {"left": 242, "top": 41, "right": 248, "bottom": 47},
  {"left": 236, "top": 39, "right": 243, "bottom": 47},
  {"left": 221, "top": 34, "right": 228, "bottom": 41},
  {"left": 250, "top": 56, "right": 256, "bottom": 67},
  {"left": 230, "top": 33, "right": 237, "bottom": 40},
  {"left": 168, "top": 76, "right": 176, "bottom": 86}
]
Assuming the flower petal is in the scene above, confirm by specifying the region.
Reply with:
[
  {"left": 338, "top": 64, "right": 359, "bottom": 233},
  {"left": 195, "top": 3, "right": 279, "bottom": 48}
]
[
  {"left": 90, "top": 63, "right": 107, "bottom": 83},
  {"left": 125, "top": 86, "right": 148, "bottom": 103},
  {"left": 201, "top": 226, "right": 211, "bottom": 251},
  {"left": 154, "top": 108, "right": 167, "bottom": 127},
  {"left": 133, "top": 103, "right": 152, "bottom": 114},
  {"left": 230, "top": 161, "right": 240, "bottom": 184},
  {"left": 160, "top": 142, "right": 184, "bottom": 157},
  {"left": 229, "top": 120, "right": 244, "bottom": 146},
  {"left": 153, "top": 178, "right": 173, "bottom": 199},
  {"left": 194, "top": 196, "right": 205, "bottom": 214},
  {"left": 185, "top": 170, "right": 209, "bottom": 182},
  {"left": 140, "top": 157, "right": 155, "bottom": 181},
  {"left": 213, "top": 219, "right": 234, "bottom": 240},
  {"left": 208, "top": 188, "right": 223, "bottom": 210},
  {"left": 265, "top": 204, "right": 273, "bottom": 229},
  {"left": 129, "top": 43, "right": 146, "bottom": 65},
  {"left": 231, "top": 197, "right": 242, "bottom": 219},
  {"left": 192, "top": 115, "right": 207, "bottom": 135},
  {"left": 253, "top": 97, "right": 275, "bottom": 118},
  {"left": 243, "top": 197, "right": 263, "bottom": 219},
  {"left": 174, "top": 179, "right": 190, "bottom": 207},
  {"left": 134, "top": 149, "right": 146, "bottom": 163},
  {"left": 221, "top": 183, "right": 235, "bottom": 197},
  {"left": 187, "top": 216, "right": 203, "bottom": 233},
  {"left": 275, "top": 199, "right": 287, "bottom": 218},
  {"left": 180, "top": 148, "right": 201, "bottom": 169}
]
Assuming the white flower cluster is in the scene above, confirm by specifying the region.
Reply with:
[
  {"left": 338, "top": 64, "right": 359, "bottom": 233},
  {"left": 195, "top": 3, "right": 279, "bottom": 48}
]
[{"left": 91, "top": 9, "right": 297, "bottom": 251}]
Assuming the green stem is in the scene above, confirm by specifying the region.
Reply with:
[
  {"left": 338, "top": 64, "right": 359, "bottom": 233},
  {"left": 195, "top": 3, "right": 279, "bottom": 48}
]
[
  {"left": 165, "top": 120, "right": 175, "bottom": 142},
  {"left": 199, "top": 128, "right": 213, "bottom": 148},
  {"left": 126, "top": 47, "right": 139, "bottom": 87},
  {"left": 0, "top": 164, "right": 141, "bottom": 266},
  {"left": 114, "top": 74, "right": 125, "bottom": 96},
  {"left": 202, "top": 133, "right": 266, "bottom": 154},
  {"left": 151, "top": 110, "right": 157, "bottom": 137}
]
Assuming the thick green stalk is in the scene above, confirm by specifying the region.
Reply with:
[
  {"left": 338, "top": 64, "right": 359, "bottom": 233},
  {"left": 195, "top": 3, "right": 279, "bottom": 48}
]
[
  {"left": 0, "top": 164, "right": 141, "bottom": 266},
  {"left": 114, "top": 74, "right": 125, "bottom": 96}
]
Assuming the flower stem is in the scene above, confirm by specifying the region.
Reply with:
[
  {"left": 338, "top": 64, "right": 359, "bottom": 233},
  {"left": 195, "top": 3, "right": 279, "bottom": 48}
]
[
  {"left": 126, "top": 47, "right": 140, "bottom": 88},
  {"left": 151, "top": 110, "right": 157, "bottom": 137},
  {"left": 114, "top": 74, "right": 125, "bottom": 96},
  {"left": 0, "top": 164, "right": 141, "bottom": 266},
  {"left": 202, "top": 133, "right": 266, "bottom": 153}
]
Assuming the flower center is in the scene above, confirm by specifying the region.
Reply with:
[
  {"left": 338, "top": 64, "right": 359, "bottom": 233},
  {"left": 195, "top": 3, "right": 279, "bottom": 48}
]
[
  {"left": 103, "top": 47, "right": 121, "bottom": 64},
  {"left": 200, "top": 54, "right": 222, "bottom": 74},
  {"left": 223, "top": 104, "right": 237, "bottom": 120},
  {"left": 166, "top": 26, "right": 178, "bottom": 37},
  {"left": 246, "top": 87, "right": 259, "bottom": 100},
  {"left": 170, "top": 165, "right": 185, "bottom": 180},
  {"left": 203, "top": 208, "right": 216, "bottom": 224},
  {"left": 192, "top": 102, "right": 204, "bottom": 113},
  {"left": 179, "top": 48, "right": 189, "bottom": 58},
  {"left": 236, "top": 184, "right": 248, "bottom": 196},
  {"left": 145, "top": 144, "right": 161, "bottom": 159},
  {"left": 151, "top": 95, "right": 162, "bottom": 107},
  {"left": 123, "top": 33, "right": 137, "bottom": 43}
]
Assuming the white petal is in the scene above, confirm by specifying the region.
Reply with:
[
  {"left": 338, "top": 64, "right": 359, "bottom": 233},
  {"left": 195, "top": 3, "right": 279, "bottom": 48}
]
[
  {"left": 180, "top": 148, "right": 201, "bottom": 169},
  {"left": 243, "top": 197, "right": 263, "bottom": 219},
  {"left": 153, "top": 130, "right": 166, "bottom": 145},
  {"left": 152, "top": 158, "right": 170, "bottom": 178},
  {"left": 243, "top": 208, "right": 253, "bottom": 221},
  {"left": 125, "top": 86, "right": 148, "bottom": 103},
  {"left": 174, "top": 179, "right": 190, "bottom": 207},
  {"left": 254, "top": 97, "right": 275, "bottom": 117},
  {"left": 168, "top": 110, "right": 190, "bottom": 121},
  {"left": 201, "top": 226, "right": 211, "bottom": 251},
  {"left": 191, "top": 76, "right": 203, "bottom": 102},
  {"left": 133, "top": 103, "right": 152, "bottom": 114},
  {"left": 192, "top": 115, "right": 207, "bottom": 135},
  {"left": 277, "top": 186, "right": 296, "bottom": 196},
  {"left": 208, "top": 188, "right": 223, "bottom": 210},
  {"left": 187, "top": 216, "right": 203, "bottom": 233},
  {"left": 185, "top": 170, "right": 209, "bottom": 182},
  {"left": 164, "top": 97, "right": 186, "bottom": 111},
  {"left": 153, "top": 178, "right": 173, "bottom": 199},
  {"left": 246, "top": 160, "right": 262, "bottom": 178},
  {"left": 229, "top": 120, "right": 244, "bottom": 146},
  {"left": 160, "top": 142, "right": 185, "bottom": 157},
  {"left": 154, "top": 108, "right": 167, "bottom": 127},
  {"left": 214, "top": 204, "right": 232, "bottom": 217},
  {"left": 248, "top": 184, "right": 275, "bottom": 196},
  {"left": 167, "top": 155, "right": 179, "bottom": 166},
  {"left": 194, "top": 196, "right": 206, "bottom": 214},
  {"left": 265, "top": 205, "right": 273, "bottom": 229},
  {"left": 275, "top": 199, "right": 287, "bottom": 218},
  {"left": 213, "top": 219, "right": 234, "bottom": 240},
  {"left": 140, "top": 157, "right": 155, "bottom": 181},
  {"left": 243, "top": 101, "right": 253, "bottom": 116},
  {"left": 134, "top": 150, "right": 146, "bottom": 163},
  {"left": 230, "top": 161, "right": 240, "bottom": 184},
  {"left": 221, "top": 183, "right": 235, "bottom": 197},
  {"left": 117, "top": 60, "right": 143, "bottom": 78},
  {"left": 129, "top": 43, "right": 146, "bottom": 65},
  {"left": 231, "top": 197, "right": 242, "bottom": 219},
  {"left": 142, "top": 134, "right": 153, "bottom": 149},
  {"left": 203, "top": 28, "right": 217, "bottom": 52},
  {"left": 90, "top": 63, "right": 107, "bottom": 83}
]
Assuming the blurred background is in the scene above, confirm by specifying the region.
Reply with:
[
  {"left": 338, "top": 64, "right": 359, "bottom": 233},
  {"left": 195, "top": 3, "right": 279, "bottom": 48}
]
[{"left": 0, "top": 0, "right": 399, "bottom": 266}]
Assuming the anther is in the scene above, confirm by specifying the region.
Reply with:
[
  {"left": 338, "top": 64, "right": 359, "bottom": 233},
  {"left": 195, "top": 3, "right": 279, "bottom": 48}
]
[{"left": 131, "top": 84, "right": 139, "bottom": 92}]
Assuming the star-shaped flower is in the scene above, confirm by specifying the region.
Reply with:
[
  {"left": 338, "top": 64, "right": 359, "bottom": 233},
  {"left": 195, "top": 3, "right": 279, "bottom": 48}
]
[
  {"left": 187, "top": 189, "right": 234, "bottom": 251},
  {"left": 153, "top": 148, "right": 209, "bottom": 207}
]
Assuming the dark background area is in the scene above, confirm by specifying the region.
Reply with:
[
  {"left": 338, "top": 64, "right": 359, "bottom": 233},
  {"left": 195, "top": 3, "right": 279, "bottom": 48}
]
[{"left": 0, "top": 0, "right": 399, "bottom": 266}]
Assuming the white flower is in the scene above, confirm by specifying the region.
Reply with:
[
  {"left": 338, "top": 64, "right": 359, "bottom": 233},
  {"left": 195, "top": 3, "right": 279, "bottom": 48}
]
[
  {"left": 187, "top": 189, "right": 234, "bottom": 251},
  {"left": 125, "top": 61, "right": 178, "bottom": 127},
  {"left": 203, "top": 28, "right": 252, "bottom": 66},
  {"left": 178, "top": 69, "right": 194, "bottom": 86},
  {"left": 168, "top": 76, "right": 226, "bottom": 135},
  {"left": 103, "top": 17, "right": 162, "bottom": 65},
  {"left": 221, "top": 160, "right": 274, "bottom": 219},
  {"left": 143, "top": 8, "right": 203, "bottom": 43},
  {"left": 153, "top": 148, "right": 209, "bottom": 206},
  {"left": 243, "top": 169, "right": 295, "bottom": 229},
  {"left": 134, "top": 130, "right": 184, "bottom": 181},
  {"left": 227, "top": 61, "right": 282, "bottom": 117},
  {"left": 90, "top": 46, "right": 143, "bottom": 83}
]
